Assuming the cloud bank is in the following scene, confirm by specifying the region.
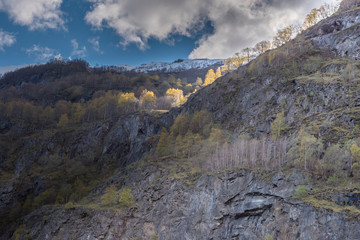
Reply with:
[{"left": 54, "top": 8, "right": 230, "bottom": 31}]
[
  {"left": 85, "top": 0, "right": 328, "bottom": 59},
  {"left": 0, "top": 0, "right": 64, "bottom": 30},
  {"left": 0, "top": 29, "right": 15, "bottom": 50}
]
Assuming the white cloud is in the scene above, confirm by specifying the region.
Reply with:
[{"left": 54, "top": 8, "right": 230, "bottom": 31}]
[
  {"left": 88, "top": 36, "right": 103, "bottom": 54},
  {"left": 0, "top": 29, "right": 15, "bottom": 50},
  {"left": 26, "top": 45, "right": 59, "bottom": 61},
  {"left": 71, "top": 39, "right": 87, "bottom": 58},
  {"left": 54, "top": 53, "right": 62, "bottom": 60},
  {"left": 85, "top": 0, "right": 334, "bottom": 58},
  {"left": 0, "top": 0, "right": 64, "bottom": 30}
]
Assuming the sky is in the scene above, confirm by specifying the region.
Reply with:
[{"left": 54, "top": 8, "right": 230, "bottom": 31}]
[{"left": 0, "top": 0, "right": 338, "bottom": 67}]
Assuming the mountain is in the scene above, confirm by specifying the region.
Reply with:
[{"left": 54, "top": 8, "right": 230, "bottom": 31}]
[
  {"left": 111, "top": 59, "right": 223, "bottom": 73},
  {"left": 1, "top": 1, "right": 360, "bottom": 239}
]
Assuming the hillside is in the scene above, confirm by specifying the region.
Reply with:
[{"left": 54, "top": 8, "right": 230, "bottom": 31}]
[{"left": 1, "top": 1, "right": 360, "bottom": 239}]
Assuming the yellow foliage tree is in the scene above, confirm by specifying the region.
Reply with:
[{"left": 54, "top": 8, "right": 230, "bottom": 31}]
[
  {"left": 166, "top": 88, "right": 186, "bottom": 107},
  {"left": 203, "top": 69, "right": 216, "bottom": 86},
  {"left": 215, "top": 67, "right": 222, "bottom": 79},
  {"left": 303, "top": 8, "right": 320, "bottom": 30},
  {"left": 195, "top": 77, "right": 203, "bottom": 86},
  {"left": 140, "top": 90, "right": 157, "bottom": 109},
  {"left": 272, "top": 26, "right": 293, "bottom": 48},
  {"left": 118, "top": 92, "right": 138, "bottom": 112},
  {"left": 221, "top": 52, "right": 247, "bottom": 71}
]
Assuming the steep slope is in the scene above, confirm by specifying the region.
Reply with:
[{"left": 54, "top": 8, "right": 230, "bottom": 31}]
[
  {"left": 10, "top": 167, "right": 360, "bottom": 240},
  {"left": 174, "top": 3, "right": 360, "bottom": 141},
  {"left": 2, "top": 1, "right": 360, "bottom": 240}
]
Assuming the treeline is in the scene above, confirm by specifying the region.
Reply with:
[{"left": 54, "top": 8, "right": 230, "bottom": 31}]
[
  {"left": 0, "top": 88, "right": 190, "bottom": 133},
  {"left": 0, "top": 63, "right": 196, "bottom": 105},
  {"left": 222, "top": 1, "right": 340, "bottom": 71}
]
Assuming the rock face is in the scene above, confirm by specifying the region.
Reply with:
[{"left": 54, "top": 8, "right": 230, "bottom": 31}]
[
  {"left": 339, "top": 0, "right": 360, "bottom": 12},
  {"left": 306, "top": 4, "right": 360, "bottom": 60},
  {"left": 10, "top": 169, "right": 360, "bottom": 240}
]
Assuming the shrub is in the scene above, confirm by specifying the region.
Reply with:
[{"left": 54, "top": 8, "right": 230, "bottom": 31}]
[
  {"left": 100, "top": 185, "right": 118, "bottom": 206},
  {"left": 64, "top": 201, "right": 74, "bottom": 209},
  {"left": 294, "top": 185, "right": 308, "bottom": 198},
  {"left": 326, "top": 175, "right": 339, "bottom": 185},
  {"left": 118, "top": 187, "right": 135, "bottom": 207}
]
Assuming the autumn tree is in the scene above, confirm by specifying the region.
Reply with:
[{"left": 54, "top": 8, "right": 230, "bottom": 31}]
[
  {"left": 140, "top": 89, "right": 157, "bottom": 109},
  {"left": 195, "top": 77, "right": 203, "bottom": 86},
  {"left": 271, "top": 112, "right": 288, "bottom": 140},
  {"left": 166, "top": 88, "right": 186, "bottom": 107},
  {"left": 204, "top": 69, "right": 216, "bottom": 86},
  {"left": 189, "top": 110, "right": 212, "bottom": 135},
  {"left": 170, "top": 114, "right": 191, "bottom": 137},
  {"left": 242, "top": 47, "right": 253, "bottom": 63},
  {"left": 254, "top": 41, "right": 271, "bottom": 55},
  {"left": 101, "top": 185, "right": 118, "bottom": 206},
  {"left": 156, "top": 128, "right": 171, "bottom": 157},
  {"left": 215, "top": 67, "right": 222, "bottom": 79},
  {"left": 303, "top": 8, "right": 320, "bottom": 30},
  {"left": 297, "top": 128, "right": 323, "bottom": 170},
  {"left": 350, "top": 143, "right": 360, "bottom": 177},
  {"left": 222, "top": 52, "right": 247, "bottom": 71},
  {"left": 118, "top": 92, "right": 138, "bottom": 113},
  {"left": 272, "top": 26, "right": 293, "bottom": 48}
]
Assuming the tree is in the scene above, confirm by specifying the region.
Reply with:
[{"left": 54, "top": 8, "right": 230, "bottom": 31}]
[
  {"left": 254, "top": 41, "right": 271, "bottom": 55},
  {"left": 57, "top": 114, "right": 69, "bottom": 128},
  {"left": 272, "top": 26, "right": 293, "bottom": 48},
  {"left": 350, "top": 143, "right": 360, "bottom": 177},
  {"left": 195, "top": 77, "right": 203, "bottom": 86},
  {"left": 303, "top": 8, "right": 320, "bottom": 30},
  {"left": 156, "top": 128, "right": 171, "bottom": 157},
  {"left": 222, "top": 52, "right": 247, "bottom": 71},
  {"left": 118, "top": 92, "right": 138, "bottom": 113},
  {"left": 166, "top": 88, "right": 186, "bottom": 107},
  {"left": 242, "top": 47, "right": 253, "bottom": 63},
  {"left": 215, "top": 67, "right": 222, "bottom": 79},
  {"left": 271, "top": 112, "right": 288, "bottom": 140},
  {"left": 140, "top": 89, "right": 157, "bottom": 109},
  {"left": 101, "top": 185, "right": 118, "bottom": 206},
  {"left": 189, "top": 110, "right": 212, "bottom": 134},
  {"left": 298, "top": 128, "right": 323, "bottom": 171},
  {"left": 204, "top": 69, "right": 216, "bottom": 86}
]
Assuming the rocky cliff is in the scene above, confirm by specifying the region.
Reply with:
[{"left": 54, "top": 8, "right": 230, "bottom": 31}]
[{"left": 9, "top": 166, "right": 360, "bottom": 240}]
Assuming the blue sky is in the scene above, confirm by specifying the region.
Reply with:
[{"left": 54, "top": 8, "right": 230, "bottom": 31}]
[{"left": 0, "top": 0, "right": 337, "bottom": 67}]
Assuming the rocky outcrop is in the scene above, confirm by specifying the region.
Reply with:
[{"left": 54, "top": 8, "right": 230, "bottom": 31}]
[
  {"left": 8, "top": 169, "right": 360, "bottom": 240},
  {"left": 339, "top": 0, "right": 360, "bottom": 12},
  {"left": 305, "top": 5, "right": 360, "bottom": 60}
]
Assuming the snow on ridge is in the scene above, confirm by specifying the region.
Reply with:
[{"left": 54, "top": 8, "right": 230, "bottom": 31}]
[{"left": 116, "top": 59, "right": 224, "bottom": 73}]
